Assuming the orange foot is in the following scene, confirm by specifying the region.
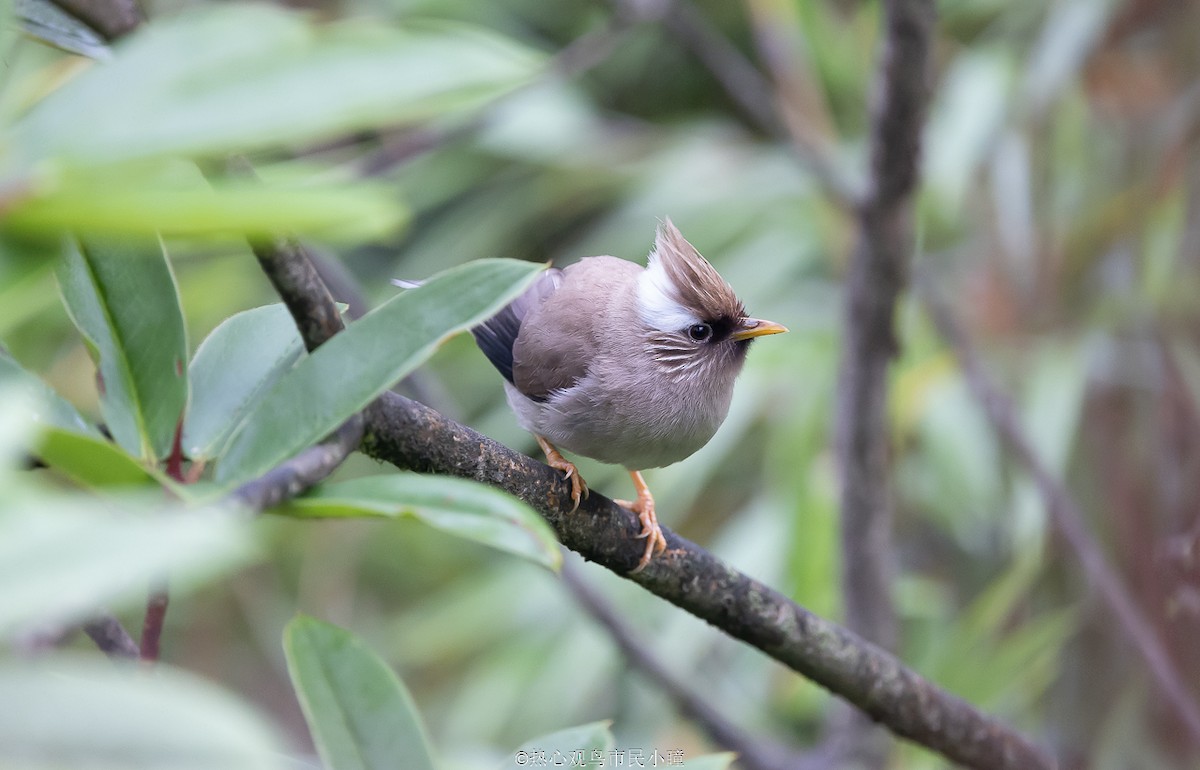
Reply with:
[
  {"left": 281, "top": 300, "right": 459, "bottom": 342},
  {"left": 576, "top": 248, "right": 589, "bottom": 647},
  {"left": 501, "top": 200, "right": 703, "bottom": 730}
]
[
  {"left": 536, "top": 435, "right": 588, "bottom": 513},
  {"left": 615, "top": 470, "right": 668, "bottom": 572}
]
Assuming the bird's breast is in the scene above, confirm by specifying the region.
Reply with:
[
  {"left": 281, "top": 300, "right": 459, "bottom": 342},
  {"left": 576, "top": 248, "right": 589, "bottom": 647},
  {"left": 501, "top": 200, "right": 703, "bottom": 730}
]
[{"left": 506, "top": 367, "right": 735, "bottom": 471}]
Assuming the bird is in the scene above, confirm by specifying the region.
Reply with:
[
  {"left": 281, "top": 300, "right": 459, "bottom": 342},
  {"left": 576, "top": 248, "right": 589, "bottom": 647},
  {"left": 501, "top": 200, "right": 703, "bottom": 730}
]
[
  {"left": 464, "top": 219, "right": 787, "bottom": 572},
  {"left": 463, "top": 218, "right": 792, "bottom": 566}
]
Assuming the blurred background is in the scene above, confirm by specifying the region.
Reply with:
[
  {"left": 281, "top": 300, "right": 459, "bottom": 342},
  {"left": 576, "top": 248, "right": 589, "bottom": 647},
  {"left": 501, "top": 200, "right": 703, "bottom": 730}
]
[{"left": 6, "top": 0, "right": 1200, "bottom": 767}]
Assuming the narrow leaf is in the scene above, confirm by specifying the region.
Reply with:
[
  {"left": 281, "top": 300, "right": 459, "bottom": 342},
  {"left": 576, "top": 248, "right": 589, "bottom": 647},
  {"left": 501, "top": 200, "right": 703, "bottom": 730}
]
[
  {"left": 0, "top": 235, "right": 59, "bottom": 337},
  {"left": 183, "top": 304, "right": 306, "bottom": 461},
  {"left": 284, "top": 615, "right": 436, "bottom": 770},
  {"left": 0, "top": 385, "right": 41, "bottom": 480},
  {"left": 35, "top": 426, "right": 161, "bottom": 488},
  {"left": 0, "top": 354, "right": 165, "bottom": 489},
  {"left": 0, "top": 658, "right": 286, "bottom": 769},
  {"left": 0, "top": 498, "right": 254, "bottom": 638},
  {"left": 56, "top": 237, "right": 188, "bottom": 462},
  {"left": 504, "top": 722, "right": 614, "bottom": 769},
  {"left": 12, "top": 5, "right": 544, "bottom": 166},
  {"left": 215, "top": 258, "right": 541, "bottom": 486},
  {"left": 0, "top": 351, "right": 99, "bottom": 438},
  {"left": 8, "top": 164, "right": 408, "bottom": 242},
  {"left": 283, "top": 474, "right": 561, "bottom": 570}
]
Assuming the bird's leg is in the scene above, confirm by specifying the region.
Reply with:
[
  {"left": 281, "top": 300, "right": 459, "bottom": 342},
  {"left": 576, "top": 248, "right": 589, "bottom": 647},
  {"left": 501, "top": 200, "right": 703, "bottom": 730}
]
[
  {"left": 615, "top": 470, "right": 668, "bottom": 572},
  {"left": 535, "top": 435, "right": 588, "bottom": 513}
]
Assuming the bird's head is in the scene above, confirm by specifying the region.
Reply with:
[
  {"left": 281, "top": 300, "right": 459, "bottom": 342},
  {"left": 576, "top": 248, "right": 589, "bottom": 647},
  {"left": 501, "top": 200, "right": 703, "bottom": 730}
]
[{"left": 636, "top": 219, "right": 787, "bottom": 383}]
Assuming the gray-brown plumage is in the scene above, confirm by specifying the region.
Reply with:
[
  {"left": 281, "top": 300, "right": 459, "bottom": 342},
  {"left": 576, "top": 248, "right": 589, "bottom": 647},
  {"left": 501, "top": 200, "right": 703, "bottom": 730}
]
[{"left": 471, "top": 219, "right": 786, "bottom": 570}]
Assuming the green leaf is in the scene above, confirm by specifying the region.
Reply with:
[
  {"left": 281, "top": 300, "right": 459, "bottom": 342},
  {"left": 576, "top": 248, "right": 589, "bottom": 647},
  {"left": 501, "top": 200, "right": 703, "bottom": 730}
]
[
  {"left": 0, "top": 0, "right": 17, "bottom": 55},
  {"left": 11, "top": 5, "right": 545, "bottom": 166},
  {"left": 283, "top": 474, "right": 561, "bottom": 571},
  {"left": 284, "top": 615, "right": 436, "bottom": 770},
  {"left": 7, "top": 163, "right": 408, "bottom": 242},
  {"left": 0, "top": 350, "right": 99, "bottom": 438},
  {"left": 0, "top": 658, "right": 286, "bottom": 769},
  {"left": 34, "top": 426, "right": 162, "bottom": 488},
  {"left": 504, "top": 722, "right": 614, "bottom": 769},
  {"left": 0, "top": 497, "right": 254, "bottom": 638},
  {"left": 215, "top": 258, "right": 542, "bottom": 486},
  {"left": 0, "top": 353, "right": 165, "bottom": 489},
  {"left": 1018, "top": 0, "right": 1119, "bottom": 117},
  {"left": 0, "top": 384, "right": 41, "bottom": 480},
  {"left": 56, "top": 236, "right": 188, "bottom": 463},
  {"left": 0, "top": 232, "right": 60, "bottom": 337},
  {"left": 915, "top": 551, "right": 1075, "bottom": 710},
  {"left": 183, "top": 304, "right": 306, "bottom": 462}
]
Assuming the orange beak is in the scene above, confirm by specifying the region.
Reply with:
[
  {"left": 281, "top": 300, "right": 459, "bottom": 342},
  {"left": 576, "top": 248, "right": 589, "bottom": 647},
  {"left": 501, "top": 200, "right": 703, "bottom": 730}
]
[{"left": 730, "top": 318, "right": 788, "bottom": 342}]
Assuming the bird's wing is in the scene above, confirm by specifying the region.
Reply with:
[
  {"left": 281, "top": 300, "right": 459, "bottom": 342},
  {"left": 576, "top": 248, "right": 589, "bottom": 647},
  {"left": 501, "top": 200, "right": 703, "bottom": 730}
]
[
  {"left": 510, "top": 256, "right": 638, "bottom": 402},
  {"left": 471, "top": 267, "right": 563, "bottom": 390}
]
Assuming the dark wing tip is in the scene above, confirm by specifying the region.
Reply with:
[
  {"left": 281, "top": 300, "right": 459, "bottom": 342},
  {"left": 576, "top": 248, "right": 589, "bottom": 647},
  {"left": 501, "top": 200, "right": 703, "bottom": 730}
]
[
  {"left": 471, "top": 313, "right": 520, "bottom": 384},
  {"left": 470, "top": 267, "right": 563, "bottom": 388}
]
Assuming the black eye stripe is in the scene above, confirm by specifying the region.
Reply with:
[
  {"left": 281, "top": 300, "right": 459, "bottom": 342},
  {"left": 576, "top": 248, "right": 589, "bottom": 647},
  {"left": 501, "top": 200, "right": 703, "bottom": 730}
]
[
  {"left": 712, "top": 317, "right": 736, "bottom": 339},
  {"left": 684, "top": 317, "right": 737, "bottom": 342}
]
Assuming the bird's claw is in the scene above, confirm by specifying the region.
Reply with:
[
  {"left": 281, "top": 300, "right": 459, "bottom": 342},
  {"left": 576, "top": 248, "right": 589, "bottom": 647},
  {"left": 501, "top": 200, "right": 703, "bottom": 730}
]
[
  {"left": 536, "top": 435, "right": 588, "bottom": 513},
  {"left": 561, "top": 464, "right": 589, "bottom": 513},
  {"left": 617, "top": 489, "right": 667, "bottom": 573}
]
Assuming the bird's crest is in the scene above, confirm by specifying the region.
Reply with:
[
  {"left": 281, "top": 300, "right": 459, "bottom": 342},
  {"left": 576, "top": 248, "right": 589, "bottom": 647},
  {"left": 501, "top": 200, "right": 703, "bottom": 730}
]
[{"left": 639, "top": 219, "right": 744, "bottom": 331}]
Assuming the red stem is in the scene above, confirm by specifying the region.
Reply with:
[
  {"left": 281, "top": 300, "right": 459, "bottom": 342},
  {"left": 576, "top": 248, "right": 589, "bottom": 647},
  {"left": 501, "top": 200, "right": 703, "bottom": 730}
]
[{"left": 142, "top": 420, "right": 187, "bottom": 661}]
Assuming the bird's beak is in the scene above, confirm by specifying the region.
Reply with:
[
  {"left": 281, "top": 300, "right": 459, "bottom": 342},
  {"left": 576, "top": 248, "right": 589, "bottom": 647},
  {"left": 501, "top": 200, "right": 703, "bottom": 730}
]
[{"left": 730, "top": 318, "right": 788, "bottom": 341}]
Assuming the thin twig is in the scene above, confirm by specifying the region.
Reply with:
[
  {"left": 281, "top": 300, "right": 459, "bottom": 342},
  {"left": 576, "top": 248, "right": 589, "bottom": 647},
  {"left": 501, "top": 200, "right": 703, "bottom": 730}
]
[
  {"left": 917, "top": 264, "right": 1200, "bottom": 748},
  {"left": 550, "top": 12, "right": 633, "bottom": 80},
  {"left": 660, "top": 0, "right": 853, "bottom": 203},
  {"left": 228, "top": 416, "right": 365, "bottom": 512},
  {"left": 216, "top": 159, "right": 348, "bottom": 354},
  {"left": 138, "top": 423, "right": 188, "bottom": 663},
  {"left": 741, "top": 0, "right": 839, "bottom": 152},
  {"left": 561, "top": 559, "right": 801, "bottom": 770},
  {"left": 82, "top": 613, "right": 140, "bottom": 659},
  {"left": 139, "top": 589, "right": 168, "bottom": 661},
  {"left": 609, "top": 0, "right": 858, "bottom": 207}
]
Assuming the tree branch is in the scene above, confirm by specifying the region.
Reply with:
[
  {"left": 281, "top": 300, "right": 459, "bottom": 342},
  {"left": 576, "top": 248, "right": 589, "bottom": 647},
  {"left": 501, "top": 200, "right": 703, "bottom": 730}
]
[
  {"left": 828, "top": 0, "right": 935, "bottom": 759},
  {"left": 917, "top": 265, "right": 1200, "bottom": 748},
  {"left": 358, "top": 391, "right": 1050, "bottom": 770},
  {"left": 561, "top": 559, "right": 801, "bottom": 770}
]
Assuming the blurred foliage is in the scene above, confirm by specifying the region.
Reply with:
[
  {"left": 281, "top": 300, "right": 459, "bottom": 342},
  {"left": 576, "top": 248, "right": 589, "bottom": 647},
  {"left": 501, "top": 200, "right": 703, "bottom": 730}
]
[{"left": 3, "top": 0, "right": 1200, "bottom": 767}]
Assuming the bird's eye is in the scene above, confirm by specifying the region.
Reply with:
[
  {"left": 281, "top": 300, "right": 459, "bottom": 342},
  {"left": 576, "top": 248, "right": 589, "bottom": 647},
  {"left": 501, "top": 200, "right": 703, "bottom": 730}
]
[{"left": 687, "top": 323, "right": 713, "bottom": 342}]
